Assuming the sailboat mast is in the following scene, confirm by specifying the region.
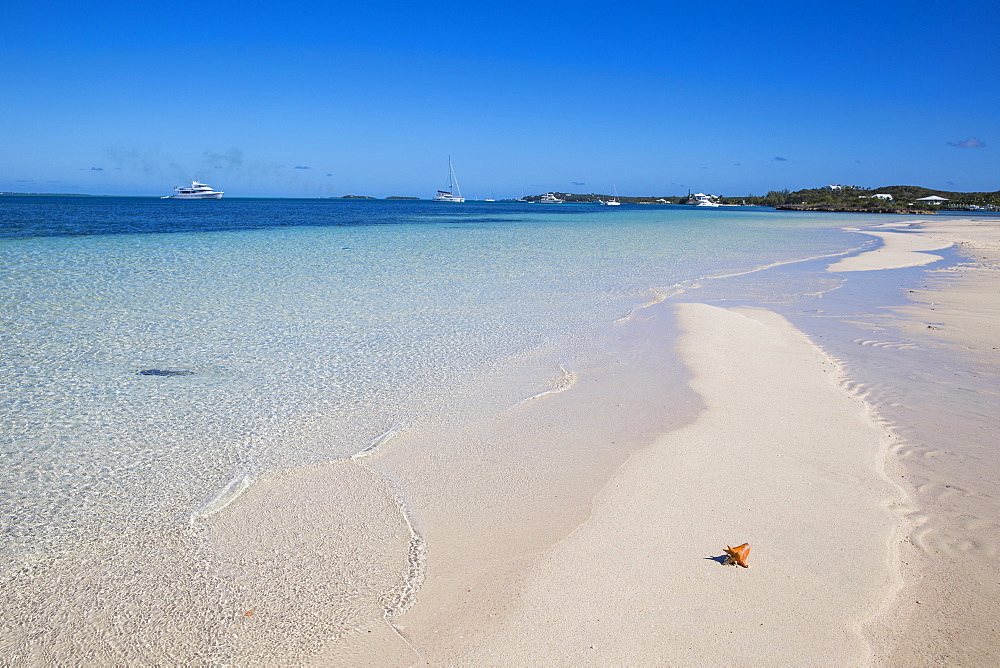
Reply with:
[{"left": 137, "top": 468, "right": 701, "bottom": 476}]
[{"left": 448, "top": 155, "right": 462, "bottom": 198}]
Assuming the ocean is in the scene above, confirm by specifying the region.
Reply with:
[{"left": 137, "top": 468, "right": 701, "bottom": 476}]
[{"left": 1, "top": 196, "right": 895, "bottom": 661}]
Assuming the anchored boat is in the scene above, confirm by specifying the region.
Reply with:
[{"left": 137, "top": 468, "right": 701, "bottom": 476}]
[{"left": 162, "top": 181, "right": 224, "bottom": 199}]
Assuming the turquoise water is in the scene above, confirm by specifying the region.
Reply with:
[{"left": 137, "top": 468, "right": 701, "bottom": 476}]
[{"left": 0, "top": 197, "right": 889, "bottom": 660}]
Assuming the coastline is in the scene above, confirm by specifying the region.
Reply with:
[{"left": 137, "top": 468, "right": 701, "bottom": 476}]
[
  {"left": 4, "top": 208, "right": 997, "bottom": 663},
  {"left": 447, "top": 302, "right": 908, "bottom": 665},
  {"left": 830, "top": 218, "right": 1000, "bottom": 664},
  {"left": 340, "top": 216, "right": 1000, "bottom": 664}
]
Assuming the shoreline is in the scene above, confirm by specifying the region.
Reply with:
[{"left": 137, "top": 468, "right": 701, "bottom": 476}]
[
  {"left": 349, "top": 217, "right": 1000, "bottom": 664},
  {"left": 830, "top": 218, "right": 1000, "bottom": 664},
  {"left": 445, "top": 302, "right": 908, "bottom": 664},
  {"left": 5, "top": 212, "right": 996, "bottom": 663}
]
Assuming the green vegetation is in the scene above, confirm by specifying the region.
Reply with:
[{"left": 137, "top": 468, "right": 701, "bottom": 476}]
[
  {"left": 522, "top": 185, "right": 998, "bottom": 211},
  {"left": 723, "top": 186, "right": 1000, "bottom": 212}
]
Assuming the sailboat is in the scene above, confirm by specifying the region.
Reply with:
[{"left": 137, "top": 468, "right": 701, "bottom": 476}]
[
  {"left": 598, "top": 185, "right": 621, "bottom": 206},
  {"left": 434, "top": 156, "right": 465, "bottom": 202},
  {"left": 484, "top": 189, "right": 496, "bottom": 202}
]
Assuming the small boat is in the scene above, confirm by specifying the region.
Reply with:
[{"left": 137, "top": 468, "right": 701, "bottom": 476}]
[
  {"left": 162, "top": 181, "right": 224, "bottom": 199},
  {"left": 598, "top": 185, "right": 621, "bottom": 206},
  {"left": 690, "top": 192, "right": 720, "bottom": 207},
  {"left": 434, "top": 156, "right": 465, "bottom": 202},
  {"left": 484, "top": 190, "right": 496, "bottom": 202},
  {"left": 538, "top": 192, "right": 565, "bottom": 203}
]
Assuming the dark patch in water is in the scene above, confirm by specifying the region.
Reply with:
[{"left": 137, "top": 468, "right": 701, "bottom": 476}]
[{"left": 137, "top": 369, "right": 195, "bottom": 377}]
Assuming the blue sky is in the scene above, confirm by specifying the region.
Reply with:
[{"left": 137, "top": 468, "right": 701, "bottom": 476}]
[{"left": 2, "top": 0, "right": 997, "bottom": 198}]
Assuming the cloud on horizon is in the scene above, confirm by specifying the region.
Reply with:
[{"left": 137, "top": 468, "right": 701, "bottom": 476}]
[
  {"left": 572, "top": 181, "right": 586, "bottom": 185},
  {"left": 106, "top": 147, "right": 185, "bottom": 178},
  {"left": 203, "top": 148, "right": 244, "bottom": 170},
  {"left": 774, "top": 156, "right": 788, "bottom": 162},
  {"left": 294, "top": 165, "right": 311, "bottom": 169},
  {"left": 91, "top": 167, "right": 104, "bottom": 171},
  {"left": 947, "top": 137, "right": 986, "bottom": 148}
]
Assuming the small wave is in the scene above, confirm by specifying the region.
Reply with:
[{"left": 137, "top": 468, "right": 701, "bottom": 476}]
[
  {"left": 615, "top": 289, "right": 665, "bottom": 322},
  {"left": 379, "top": 490, "right": 428, "bottom": 662},
  {"left": 705, "top": 246, "right": 866, "bottom": 282},
  {"left": 382, "top": 492, "right": 427, "bottom": 620},
  {"left": 615, "top": 285, "right": 690, "bottom": 322},
  {"left": 189, "top": 473, "right": 254, "bottom": 523},
  {"left": 521, "top": 365, "right": 577, "bottom": 403},
  {"left": 352, "top": 426, "right": 404, "bottom": 460}
]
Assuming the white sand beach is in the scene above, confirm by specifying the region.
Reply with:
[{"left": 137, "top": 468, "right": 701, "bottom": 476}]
[
  {"left": 451, "top": 303, "right": 907, "bottom": 665},
  {"left": 328, "top": 217, "right": 1000, "bottom": 665},
  {"left": 831, "top": 218, "right": 1000, "bottom": 665},
  {"left": 827, "top": 227, "right": 954, "bottom": 272}
]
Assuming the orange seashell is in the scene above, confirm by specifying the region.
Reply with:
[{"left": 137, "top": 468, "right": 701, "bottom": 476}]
[
  {"left": 244, "top": 610, "right": 255, "bottom": 617},
  {"left": 723, "top": 543, "right": 750, "bottom": 568}
]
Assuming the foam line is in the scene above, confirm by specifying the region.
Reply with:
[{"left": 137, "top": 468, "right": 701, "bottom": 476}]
[
  {"left": 352, "top": 426, "right": 403, "bottom": 460},
  {"left": 189, "top": 473, "right": 254, "bottom": 523},
  {"left": 521, "top": 365, "right": 577, "bottom": 402}
]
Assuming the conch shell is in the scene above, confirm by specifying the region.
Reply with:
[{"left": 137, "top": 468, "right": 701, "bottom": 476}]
[{"left": 723, "top": 543, "right": 750, "bottom": 568}]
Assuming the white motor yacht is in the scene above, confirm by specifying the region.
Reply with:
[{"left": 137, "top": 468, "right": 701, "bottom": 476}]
[
  {"left": 538, "top": 192, "right": 565, "bottom": 203},
  {"left": 690, "top": 192, "right": 720, "bottom": 207},
  {"left": 163, "top": 181, "right": 224, "bottom": 199}
]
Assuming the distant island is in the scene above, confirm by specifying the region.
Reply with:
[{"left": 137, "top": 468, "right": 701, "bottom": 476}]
[
  {"left": 774, "top": 203, "right": 937, "bottom": 214},
  {"left": 0, "top": 192, "right": 99, "bottom": 197},
  {"left": 340, "top": 195, "right": 376, "bottom": 199},
  {"left": 385, "top": 196, "right": 420, "bottom": 200},
  {"left": 521, "top": 185, "right": 999, "bottom": 213},
  {"left": 741, "top": 185, "right": 999, "bottom": 213}
]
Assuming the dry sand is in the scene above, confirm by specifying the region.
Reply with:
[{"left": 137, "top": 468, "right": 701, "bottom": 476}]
[
  {"left": 827, "top": 218, "right": 1000, "bottom": 665},
  {"left": 329, "top": 217, "right": 1000, "bottom": 665},
  {"left": 450, "top": 303, "right": 908, "bottom": 665},
  {"left": 827, "top": 227, "right": 954, "bottom": 273}
]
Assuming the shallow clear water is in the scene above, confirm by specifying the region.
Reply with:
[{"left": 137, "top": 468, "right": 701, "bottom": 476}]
[{"left": 0, "top": 197, "right": 892, "bottom": 661}]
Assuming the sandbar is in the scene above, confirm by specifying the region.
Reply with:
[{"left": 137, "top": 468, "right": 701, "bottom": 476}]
[
  {"left": 449, "top": 303, "right": 906, "bottom": 664},
  {"left": 827, "top": 227, "right": 954, "bottom": 272},
  {"left": 828, "top": 217, "right": 1000, "bottom": 664},
  {"left": 6, "top": 210, "right": 998, "bottom": 664},
  {"left": 326, "top": 216, "right": 1000, "bottom": 664}
]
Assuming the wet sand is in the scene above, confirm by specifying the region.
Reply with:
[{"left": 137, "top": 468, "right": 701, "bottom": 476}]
[
  {"left": 449, "top": 303, "right": 907, "bottom": 665},
  {"left": 835, "top": 218, "right": 1000, "bottom": 664},
  {"left": 337, "top": 217, "right": 1000, "bottom": 665}
]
